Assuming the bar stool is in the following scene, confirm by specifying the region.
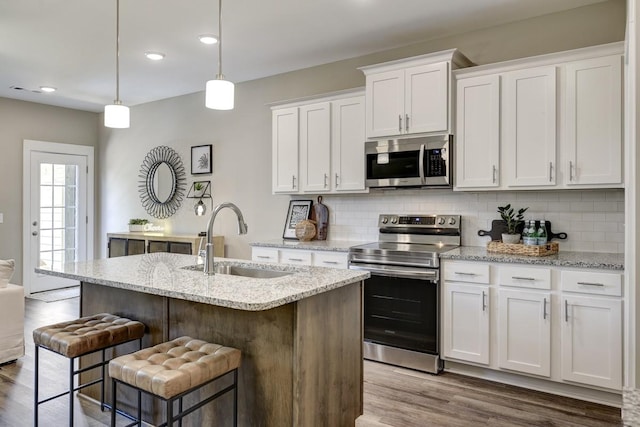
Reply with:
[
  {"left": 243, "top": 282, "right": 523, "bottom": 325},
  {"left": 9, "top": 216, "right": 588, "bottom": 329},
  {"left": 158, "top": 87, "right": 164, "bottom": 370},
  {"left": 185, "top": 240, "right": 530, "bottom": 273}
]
[
  {"left": 109, "top": 336, "right": 241, "bottom": 427},
  {"left": 33, "top": 313, "right": 145, "bottom": 426}
]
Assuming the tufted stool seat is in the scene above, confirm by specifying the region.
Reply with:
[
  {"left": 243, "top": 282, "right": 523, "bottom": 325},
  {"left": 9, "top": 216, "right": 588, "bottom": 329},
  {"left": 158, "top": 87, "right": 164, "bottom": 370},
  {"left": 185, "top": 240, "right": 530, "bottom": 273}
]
[
  {"left": 33, "top": 313, "right": 145, "bottom": 427},
  {"left": 109, "top": 336, "right": 241, "bottom": 427}
]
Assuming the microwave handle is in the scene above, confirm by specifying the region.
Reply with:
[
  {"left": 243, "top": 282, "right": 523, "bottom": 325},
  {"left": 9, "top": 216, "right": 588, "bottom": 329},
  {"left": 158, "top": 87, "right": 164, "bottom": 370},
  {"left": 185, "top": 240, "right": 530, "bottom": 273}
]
[{"left": 419, "top": 144, "right": 426, "bottom": 184}]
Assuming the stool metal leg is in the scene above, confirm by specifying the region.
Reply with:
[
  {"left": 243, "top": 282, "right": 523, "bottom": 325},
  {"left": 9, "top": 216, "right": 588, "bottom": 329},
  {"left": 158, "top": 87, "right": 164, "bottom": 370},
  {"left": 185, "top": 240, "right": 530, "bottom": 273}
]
[
  {"left": 69, "top": 356, "right": 74, "bottom": 427},
  {"left": 167, "top": 397, "right": 174, "bottom": 427},
  {"left": 137, "top": 389, "right": 142, "bottom": 427},
  {"left": 178, "top": 397, "right": 183, "bottom": 427},
  {"left": 111, "top": 379, "right": 117, "bottom": 427},
  {"left": 101, "top": 348, "right": 106, "bottom": 411},
  {"left": 34, "top": 345, "right": 39, "bottom": 427},
  {"left": 233, "top": 369, "right": 238, "bottom": 427}
]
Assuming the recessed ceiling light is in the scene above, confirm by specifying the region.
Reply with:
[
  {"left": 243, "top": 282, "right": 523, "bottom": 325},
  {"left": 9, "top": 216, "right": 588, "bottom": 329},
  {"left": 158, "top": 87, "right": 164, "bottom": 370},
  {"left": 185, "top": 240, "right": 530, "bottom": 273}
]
[
  {"left": 144, "top": 52, "right": 165, "bottom": 61},
  {"left": 198, "top": 34, "right": 218, "bottom": 45},
  {"left": 40, "top": 86, "right": 57, "bottom": 93}
]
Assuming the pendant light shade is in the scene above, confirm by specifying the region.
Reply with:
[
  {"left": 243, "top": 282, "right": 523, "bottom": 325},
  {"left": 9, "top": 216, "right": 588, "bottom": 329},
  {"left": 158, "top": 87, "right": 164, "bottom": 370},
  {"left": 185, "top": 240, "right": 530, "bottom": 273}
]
[
  {"left": 105, "top": 0, "right": 130, "bottom": 128},
  {"left": 205, "top": 0, "right": 234, "bottom": 110}
]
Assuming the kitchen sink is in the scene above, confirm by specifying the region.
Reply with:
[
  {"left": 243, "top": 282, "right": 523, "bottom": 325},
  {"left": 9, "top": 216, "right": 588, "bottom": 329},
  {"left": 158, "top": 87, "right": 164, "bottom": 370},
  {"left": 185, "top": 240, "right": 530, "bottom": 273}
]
[{"left": 181, "top": 263, "right": 292, "bottom": 279}]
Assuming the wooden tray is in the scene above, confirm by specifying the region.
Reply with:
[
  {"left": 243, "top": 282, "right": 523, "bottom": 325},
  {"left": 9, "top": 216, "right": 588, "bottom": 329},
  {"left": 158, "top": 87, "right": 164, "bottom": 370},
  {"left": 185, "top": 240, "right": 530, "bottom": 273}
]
[
  {"left": 478, "top": 220, "right": 568, "bottom": 241},
  {"left": 487, "top": 241, "right": 559, "bottom": 257}
]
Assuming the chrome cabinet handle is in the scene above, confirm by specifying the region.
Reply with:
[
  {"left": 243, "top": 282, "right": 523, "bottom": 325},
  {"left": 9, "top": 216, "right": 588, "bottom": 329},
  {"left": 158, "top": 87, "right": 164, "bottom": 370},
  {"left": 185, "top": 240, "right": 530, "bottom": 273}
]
[
  {"left": 482, "top": 291, "right": 487, "bottom": 312},
  {"left": 512, "top": 276, "right": 535, "bottom": 281},
  {"left": 549, "top": 162, "right": 553, "bottom": 182},
  {"left": 569, "top": 161, "right": 574, "bottom": 182},
  {"left": 335, "top": 173, "right": 339, "bottom": 187},
  {"left": 565, "top": 299, "right": 569, "bottom": 322},
  {"left": 256, "top": 255, "right": 271, "bottom": 259},
  {"left": 454, "top": 272, "right": 476, "bottom": 276},
  {"left": 543, "top": 297, "right": 547, "bottom": 320},
  {"left": 324, "top": 173, "right": 328, "bottom": 188},
  {"left": 322, "top": 261, "right": 339, "bottom": 265},
  {"left": 492, "top": 165, "right": 497, "bottom": 183},
  {"left": 288, "top": 258, "right": 304, "bottom": 262},
  {"left": 405, "top": 114, "right": 409, "bottom": 131},
  {"left": 577, "top": 281, "right": 605, "bottom": 287},
  {"left": 292, "top": 175, "right": 296, "bottom": 189},
  {"left": 398, "top": 115, "right": 402, "bottom": 132}
]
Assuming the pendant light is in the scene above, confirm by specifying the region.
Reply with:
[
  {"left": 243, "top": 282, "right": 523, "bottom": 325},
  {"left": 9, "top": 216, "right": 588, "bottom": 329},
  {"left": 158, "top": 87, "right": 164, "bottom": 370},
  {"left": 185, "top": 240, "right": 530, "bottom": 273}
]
[
  {"left": 205, "top": 0, "right": 234, "bottom": 110},
  {"left": 104, "top": 0, "right": 130, "bottom": 128}
]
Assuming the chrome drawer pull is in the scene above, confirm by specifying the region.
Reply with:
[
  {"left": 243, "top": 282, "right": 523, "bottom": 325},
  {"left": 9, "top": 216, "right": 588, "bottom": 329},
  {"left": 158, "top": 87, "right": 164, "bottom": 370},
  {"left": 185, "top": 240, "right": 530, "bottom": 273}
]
[
  {"left": 322, "top": 261, "right": 339, "bottom": 265},
  {"left": 257, "top": 255, "right": 271, "bottom": 259},
  {"left": 512, "top": 276, "right": 535, "bottom": 281},
  {"left": 289, "top": 258, "right": 304, "bottom": 262},
  {"left": 454, "top": 272, "right": 476, "bottom": 276},
  {"left": 577, "top": 282, "right": 605, "bottom": 287}
]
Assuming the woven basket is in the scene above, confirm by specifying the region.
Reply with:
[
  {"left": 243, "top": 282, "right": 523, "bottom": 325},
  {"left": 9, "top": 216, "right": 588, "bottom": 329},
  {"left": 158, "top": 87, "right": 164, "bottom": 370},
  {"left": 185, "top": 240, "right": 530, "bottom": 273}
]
[
  {"left": 487, "top": 241, "right": 559, "bottom": 257},
  {"left": 295, "top": 220, "right": 317, "bottom": 241}
]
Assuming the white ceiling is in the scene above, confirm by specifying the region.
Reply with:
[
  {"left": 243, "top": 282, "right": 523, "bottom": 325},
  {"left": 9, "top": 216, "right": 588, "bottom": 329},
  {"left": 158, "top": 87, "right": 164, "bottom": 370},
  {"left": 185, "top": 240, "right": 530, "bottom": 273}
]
[{"left": 0, "top": 0, "right": 606, "bottom": 112}]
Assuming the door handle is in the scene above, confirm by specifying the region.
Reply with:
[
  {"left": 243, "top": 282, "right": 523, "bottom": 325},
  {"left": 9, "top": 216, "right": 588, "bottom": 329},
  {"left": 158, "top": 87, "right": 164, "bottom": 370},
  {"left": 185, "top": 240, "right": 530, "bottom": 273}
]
[{"left": 32, "top": 231, "right": 38, "bottom": 236}]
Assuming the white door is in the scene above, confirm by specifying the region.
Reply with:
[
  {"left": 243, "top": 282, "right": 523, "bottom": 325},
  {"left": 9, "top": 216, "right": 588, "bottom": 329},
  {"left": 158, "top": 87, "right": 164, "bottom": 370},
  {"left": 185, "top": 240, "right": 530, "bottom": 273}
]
[
  {"left": 405, "top": 62, "right": 449, "bottom": 134},
  {"left": 300, "top": 102, "right": 331, "bottom": 192},
  {"left": 365, "top": 70, "right": 404, "bottom": 138},
  {"left": 498, "top": 289, "right": 551, "bottom": 377},
  {"left": 331, "top": 96, "right": 366, "bottom": 192},
  {"left": 23, "top": 140, "right": 94, "bottom": 294},
  {"left": 271, "top": 107, "right": 300, "bottom": 193}
]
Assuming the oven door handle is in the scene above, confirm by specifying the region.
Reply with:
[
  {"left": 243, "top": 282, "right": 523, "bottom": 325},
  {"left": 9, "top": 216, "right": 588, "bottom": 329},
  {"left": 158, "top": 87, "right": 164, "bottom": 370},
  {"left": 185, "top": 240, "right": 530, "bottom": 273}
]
[{"left": 349, "top": 263, "right": 438, "bottom": 281}]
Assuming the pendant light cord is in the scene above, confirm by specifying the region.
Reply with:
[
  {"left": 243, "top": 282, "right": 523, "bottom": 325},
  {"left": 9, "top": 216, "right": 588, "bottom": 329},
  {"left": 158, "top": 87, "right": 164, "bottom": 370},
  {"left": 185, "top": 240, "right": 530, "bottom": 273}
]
[
  {"left": 217, "top": 0, "right": 223, "bottom": 78},
  {"left": 115, "top": 0, "right": 121, "bottom": 103}
]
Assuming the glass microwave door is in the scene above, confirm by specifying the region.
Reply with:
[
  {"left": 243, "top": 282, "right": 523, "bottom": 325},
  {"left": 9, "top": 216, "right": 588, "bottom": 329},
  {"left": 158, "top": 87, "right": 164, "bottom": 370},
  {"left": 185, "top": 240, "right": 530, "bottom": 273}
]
[{"left": 366, "top": 150, "right": 420, "bottom": 180}]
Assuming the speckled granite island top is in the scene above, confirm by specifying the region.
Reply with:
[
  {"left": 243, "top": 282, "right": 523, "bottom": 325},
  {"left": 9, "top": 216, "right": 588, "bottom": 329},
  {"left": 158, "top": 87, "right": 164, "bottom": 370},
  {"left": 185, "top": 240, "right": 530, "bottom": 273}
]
[
  {"left": 35, "top": 253, "right": 369, "bottom": 311},
  {"left": 441, "top": 246, "right": 624, "bottom": 271},
  {"left": 250, "top": 239, "right": 365, "bottom": 252}
]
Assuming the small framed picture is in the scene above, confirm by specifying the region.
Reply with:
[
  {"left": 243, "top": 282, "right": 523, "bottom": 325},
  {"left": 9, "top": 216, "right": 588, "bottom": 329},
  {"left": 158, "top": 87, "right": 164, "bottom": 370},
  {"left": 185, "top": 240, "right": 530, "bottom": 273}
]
[
  {"left": 283, "top": 200, "right": 313, "bottom": 239},
  {"left": 191, "top": 144, "right": 212, "bottom": 174}
]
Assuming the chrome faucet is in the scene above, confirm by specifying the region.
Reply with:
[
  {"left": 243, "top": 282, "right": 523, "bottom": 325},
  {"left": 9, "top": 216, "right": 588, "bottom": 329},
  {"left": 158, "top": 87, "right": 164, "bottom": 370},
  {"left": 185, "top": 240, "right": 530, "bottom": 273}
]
[{"left": 203, "top": 202, "right": 248, "bottom": 275}]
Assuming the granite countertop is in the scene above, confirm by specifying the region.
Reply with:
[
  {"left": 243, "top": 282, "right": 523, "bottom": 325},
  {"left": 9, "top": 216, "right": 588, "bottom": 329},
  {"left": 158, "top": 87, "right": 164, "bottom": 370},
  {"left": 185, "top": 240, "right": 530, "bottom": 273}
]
[
  {"left": 250, "top": 239, "right": 367, "bottom": 252},
  {"left": 441, "top": 246, "right": 624, "bottom": 271},
  {"left": 35, "top": 253, "right": 369, "bottom": 311}
]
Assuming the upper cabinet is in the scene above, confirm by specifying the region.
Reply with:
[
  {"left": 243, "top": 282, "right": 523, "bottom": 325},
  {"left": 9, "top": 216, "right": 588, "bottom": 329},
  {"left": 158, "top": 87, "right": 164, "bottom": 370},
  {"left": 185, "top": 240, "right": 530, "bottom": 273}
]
[
  {"left": 271, "top": 89, "right": 367, "bottom": 195},
  {"left": 454, "top": 42, "right": 624, "bottom": 191},
  {"left": 360, "top": 49, "right": 473, "bottom": 139}
]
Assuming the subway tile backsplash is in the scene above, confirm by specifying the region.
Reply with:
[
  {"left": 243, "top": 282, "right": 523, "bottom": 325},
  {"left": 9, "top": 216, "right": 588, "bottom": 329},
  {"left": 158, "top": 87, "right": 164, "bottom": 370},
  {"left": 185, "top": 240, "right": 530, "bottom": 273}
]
[{"left": 320, "top": 189, "right": 625, "bottom": 253}]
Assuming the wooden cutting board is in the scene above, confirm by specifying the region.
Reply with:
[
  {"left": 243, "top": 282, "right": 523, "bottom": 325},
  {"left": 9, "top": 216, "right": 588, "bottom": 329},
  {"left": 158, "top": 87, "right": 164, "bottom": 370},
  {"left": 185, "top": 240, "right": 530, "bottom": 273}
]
[{"left": 477, "top": 220, "right": 567, "bottom": 241}]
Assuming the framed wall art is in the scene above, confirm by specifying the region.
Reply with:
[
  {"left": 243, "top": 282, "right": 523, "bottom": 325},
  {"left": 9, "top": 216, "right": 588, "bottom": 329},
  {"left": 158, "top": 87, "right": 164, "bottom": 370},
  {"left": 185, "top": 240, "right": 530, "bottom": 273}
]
[
  {"left": 191, "top": 144, "right": 212, "bottom": 174},
  {"left": 282, "top": 200, "right": 313, "bottom": 239}
]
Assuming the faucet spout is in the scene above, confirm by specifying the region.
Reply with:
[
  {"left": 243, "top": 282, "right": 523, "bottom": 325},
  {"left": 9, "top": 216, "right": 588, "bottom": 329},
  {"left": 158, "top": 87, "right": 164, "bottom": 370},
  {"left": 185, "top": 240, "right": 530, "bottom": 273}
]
[{"left": 204, "top": 202, "right": 248, "bottom": 275}]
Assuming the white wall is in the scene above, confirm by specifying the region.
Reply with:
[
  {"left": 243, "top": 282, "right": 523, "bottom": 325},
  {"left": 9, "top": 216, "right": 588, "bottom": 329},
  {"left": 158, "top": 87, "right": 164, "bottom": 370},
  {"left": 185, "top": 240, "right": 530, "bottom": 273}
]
[{"left": 97, "top": 0, "right": 626, "bottom": 260}]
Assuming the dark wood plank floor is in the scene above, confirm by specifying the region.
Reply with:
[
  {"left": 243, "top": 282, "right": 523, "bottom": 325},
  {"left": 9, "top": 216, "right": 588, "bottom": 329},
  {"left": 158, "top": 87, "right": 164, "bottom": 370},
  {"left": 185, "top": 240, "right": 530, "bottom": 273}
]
[{"left": 0, "top": 296, "right": 623, "bottom": 427}]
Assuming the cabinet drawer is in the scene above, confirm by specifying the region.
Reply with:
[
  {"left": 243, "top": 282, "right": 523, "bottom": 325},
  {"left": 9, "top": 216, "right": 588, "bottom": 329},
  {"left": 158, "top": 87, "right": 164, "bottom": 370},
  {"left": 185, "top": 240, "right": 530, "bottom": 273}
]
[
  {"left": 561, "top": 270, "right": 622, "bottom": 296},
  {"left": 251, "top": 247, "right": 279, "bottom": 263},
  {"left": 280, "top": 250, "right": 313, "bottom": 266},
  {"left": 313, "top": 252, "right": 348, "bottom": 269},
  {"left": 499, "top": 266, "right": 551, "bottom": 290},
  {"left": 444, "top": 262, "right": 490, "bottom": 284}
]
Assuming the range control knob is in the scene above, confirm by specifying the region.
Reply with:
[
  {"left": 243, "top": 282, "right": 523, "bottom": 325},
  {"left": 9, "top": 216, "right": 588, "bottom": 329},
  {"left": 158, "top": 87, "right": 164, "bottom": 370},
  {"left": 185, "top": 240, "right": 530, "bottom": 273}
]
[
  {"left": 438, "top": 217, "right": 446, "bottom": 225},
  {"left": 391, "top": 217, "right": 398, "bottom": 224},
  {"left": 381, "top": 216, "right": 389, "bottom": 224},
  {"left": 448, "top": 217, "right": 457, "bottom": 225}
]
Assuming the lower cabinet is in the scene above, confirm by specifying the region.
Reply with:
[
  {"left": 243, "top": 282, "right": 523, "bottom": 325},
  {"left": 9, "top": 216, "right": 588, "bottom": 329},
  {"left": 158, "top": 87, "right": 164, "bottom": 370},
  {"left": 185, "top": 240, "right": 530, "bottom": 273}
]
[
  {"left": 251, "top": 247, "right": 349, "bottom": 269},
  {"left": 441, "top": 260, "right": 623, "bottom": 393},
  {"left": 107, "top": 233, "right": 224, "bottom": 258}
]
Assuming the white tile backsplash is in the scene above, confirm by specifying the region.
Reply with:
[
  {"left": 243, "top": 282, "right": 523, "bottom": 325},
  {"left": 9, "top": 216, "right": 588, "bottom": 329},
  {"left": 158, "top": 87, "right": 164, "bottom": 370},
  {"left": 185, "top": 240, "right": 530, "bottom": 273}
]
[{"left": 320, "top": 189, "right": 625, "bottom": 253}]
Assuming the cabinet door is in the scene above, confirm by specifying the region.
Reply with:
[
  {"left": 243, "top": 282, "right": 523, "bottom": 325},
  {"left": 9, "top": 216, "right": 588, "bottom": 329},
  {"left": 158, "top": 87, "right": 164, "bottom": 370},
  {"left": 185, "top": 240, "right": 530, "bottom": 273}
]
[
  {"left": 300, "top": 102, "right": 331, "bottom": 192},
  {"left": 405, "top": 62, "right": 448, "bottom": 134},
  {"left": 442, "top": 282, "right": 490, "bottom": 364},
  {"left": 108, "top": 238, "right": 127, "bottom": 258},
  {"left": 498, "top": 289, "right": 551, "bottom": 377},
  {"left": 455, "top": 75, "right": 500, "bottom": 188},
  {"left": 331, "top": 96, "right": 366, "bottom": 192},
  {"left": 272, "top": 107, "right": 299, "bottom": 193},
  {"left": 365, "top": 70, "right": 404, "bottom": 138},
  {"left": 127, "top": 239, "right": 146, "bottom": 255},
  {"left": 563, "top": 55, "right": 622, "bottom": 186},
  {"left": 168, "top": 241, "right": 192, "bottom": 255},
  {"left": 313, "top": 251, "right": 349, "bottom": 269},
  {"left": 279, "top": 250, "right": 312, "bottom": 266},
  {"left": 503, "top": 66, "right": 557, "bottom": 187},
  {"left": 251, "top": 247, "right": 279, "bottom": 263},
  {"left": 561, "top": 295, "right": 622, "bottom": 390},
  {"left": 148, "top": 240, "right": 169, "bottom": 253}
]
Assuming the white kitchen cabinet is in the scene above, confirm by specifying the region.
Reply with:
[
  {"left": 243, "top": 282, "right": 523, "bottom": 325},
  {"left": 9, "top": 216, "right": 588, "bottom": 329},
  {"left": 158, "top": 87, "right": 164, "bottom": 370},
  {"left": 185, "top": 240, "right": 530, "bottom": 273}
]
[
  {"left": 272, "top": 107, "right": 299, "bottom": 193},
  {"left": 503, "top": 66, "right": 557, "bottom": 187},
  {"left": 271, "top": 90, "right": 366, "bottom": 195},
  {"left": 299, "top": 102, "right": 331, "bottom": 192},
  {"left": 443, "top": 282, "right": 490, "bottom": 365},
  {"left": 251, "top": 247, "right": 279, "bottom": 263},
  {"left": 561, "top": 294, "right": 622, "bottom": 390},
  {"left": 251, "top": 247, "right": 349, "bottom": 269},
  {"left": 313, "top": 251, "right": 349, "bottom": 269},
  {"left": 455, "top": 75, "right": 500, "bottom": 188},
  {"left": 360, "top": 49, "right": 472, "bottom": 139},
  {"left": 563, "top": 55, "right": 623, "bottom": 186},
  {"left": 279, "top": 249, "right": 313, "bottom": 266},
  {"left": 498, "top": 289, "right": 551, "bottom": 377},
  {"left": 331, "top": 96, "right": 366, "bottom": 192}
]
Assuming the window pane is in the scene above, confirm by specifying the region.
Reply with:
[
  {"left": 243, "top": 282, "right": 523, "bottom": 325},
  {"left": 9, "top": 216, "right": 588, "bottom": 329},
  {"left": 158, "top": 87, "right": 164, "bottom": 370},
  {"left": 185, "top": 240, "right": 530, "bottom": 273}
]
[
  {"left": 40, "top": 186, "right": 53, "bottom": 208},
  {"left": 65, "top": 165, "right": 77, "bottom": 186},
  {"left": 39, "top": 251, "right": 52, "bottom": 268},
  {"left": 65, "top": 229, "right": 76, "bottom": 249},
  {"left": 53, "top": 208, "right": 64, "bottom": 229},
  {"left": 65, "top": 249, "right": 77, "bottom": 263},
  {"left": 40, "top": 164, "right": 53, "bottom": 185},
  {"left": 65, "top": 208, "right": 76, "bottom": 227},
  {"left": 40, "top": 230, "right": 52, "bottom": 251},
  {"left": 53, "top": 164, "right": 66, "bottom": 185},
  {"left": 53, "top": 186, "right": 65, "bottom": 207},
  {"left": 40, "top": 208, "right": 53, "bottom": 229},
  {"left": 53, "top": 229, "right": 64, "bottom": 250},
  {"left": 65, "top": 186, "right": 76, "bottom": 208}
]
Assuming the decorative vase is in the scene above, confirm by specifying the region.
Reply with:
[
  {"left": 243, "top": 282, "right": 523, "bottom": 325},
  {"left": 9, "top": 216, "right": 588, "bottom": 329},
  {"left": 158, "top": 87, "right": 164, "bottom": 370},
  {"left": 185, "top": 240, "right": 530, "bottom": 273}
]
[{"left": 502, "top": 233, "right": 521, "bottom": 244}]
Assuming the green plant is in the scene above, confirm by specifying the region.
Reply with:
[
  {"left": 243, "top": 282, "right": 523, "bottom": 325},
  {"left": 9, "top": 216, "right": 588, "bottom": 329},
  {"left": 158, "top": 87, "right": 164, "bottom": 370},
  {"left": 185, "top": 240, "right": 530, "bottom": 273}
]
[
  {"left": 497, "top": 204, "right": 528, "bottom": 234},
  {"left": 128, "top": 218, "right": 149, "bottom": 225},
  {"left": 194, "top": 182, "right": 204, "bottom": 191}
]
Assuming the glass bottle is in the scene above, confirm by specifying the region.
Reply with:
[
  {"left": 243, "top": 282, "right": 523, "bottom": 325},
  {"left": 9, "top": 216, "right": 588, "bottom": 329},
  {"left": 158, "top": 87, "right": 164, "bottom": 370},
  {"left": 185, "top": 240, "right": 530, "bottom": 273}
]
[
  {"left": 524, "top": 220, "right": 538, "bottom": 246},
  {"left": 537, "top": 220, "right": 548, "bottom": 245}
]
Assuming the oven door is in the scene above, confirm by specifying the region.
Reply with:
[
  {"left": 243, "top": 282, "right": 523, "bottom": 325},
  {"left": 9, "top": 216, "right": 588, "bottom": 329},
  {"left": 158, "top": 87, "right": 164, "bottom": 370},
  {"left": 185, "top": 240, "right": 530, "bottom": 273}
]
[{"left": 351, "top": 263, "right": 439, "bottom": 355}]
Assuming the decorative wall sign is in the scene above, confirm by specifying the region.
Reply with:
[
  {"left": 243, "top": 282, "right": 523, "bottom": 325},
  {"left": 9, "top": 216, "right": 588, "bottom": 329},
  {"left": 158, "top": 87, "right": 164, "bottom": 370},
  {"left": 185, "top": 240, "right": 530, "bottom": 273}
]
[
  {"left": 191, "top": 144, "right": 212, "bottom": 174},
  {"left": 283, "top": 200, "right": 313, "bottom": 239},
  {"left": 138, "top": 146, "right": 186, "bottom": 219}
]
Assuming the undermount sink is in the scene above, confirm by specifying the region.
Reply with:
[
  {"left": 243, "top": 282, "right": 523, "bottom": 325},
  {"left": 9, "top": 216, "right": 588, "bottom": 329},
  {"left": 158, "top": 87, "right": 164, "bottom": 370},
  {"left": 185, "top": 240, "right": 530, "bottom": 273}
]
[{"left": 182, "top": 263, "right": 292, "bottom": 279}]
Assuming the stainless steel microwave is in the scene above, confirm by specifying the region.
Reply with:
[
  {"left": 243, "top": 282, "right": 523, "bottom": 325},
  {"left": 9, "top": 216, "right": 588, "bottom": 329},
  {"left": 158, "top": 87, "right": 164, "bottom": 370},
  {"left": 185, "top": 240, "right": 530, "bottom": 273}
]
[{"left": 365, "top": 135, "right": 453, "bottom": 189}]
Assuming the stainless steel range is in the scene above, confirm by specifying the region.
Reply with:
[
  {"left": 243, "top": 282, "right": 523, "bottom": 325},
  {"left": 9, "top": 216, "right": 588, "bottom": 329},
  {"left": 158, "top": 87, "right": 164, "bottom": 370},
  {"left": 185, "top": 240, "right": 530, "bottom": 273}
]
[{"left": 348, "top": 214, "right": 461, "bottom": 374}]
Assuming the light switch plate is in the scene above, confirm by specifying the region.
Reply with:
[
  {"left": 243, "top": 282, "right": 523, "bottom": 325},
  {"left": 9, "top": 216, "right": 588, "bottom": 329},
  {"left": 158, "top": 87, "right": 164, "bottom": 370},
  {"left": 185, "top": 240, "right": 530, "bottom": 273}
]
[{"left": 0, "top": 213, "right": 3, "bottom": 223}]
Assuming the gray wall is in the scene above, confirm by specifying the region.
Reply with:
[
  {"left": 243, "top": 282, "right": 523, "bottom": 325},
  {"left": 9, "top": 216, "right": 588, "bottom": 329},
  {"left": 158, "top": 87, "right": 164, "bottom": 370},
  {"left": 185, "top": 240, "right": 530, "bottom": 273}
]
[
  {"left": 98, "top": 0, "right": 625, "bottom": 260},
  {"left": 0, "top": 98, "right": 99, "bottom": 285}
]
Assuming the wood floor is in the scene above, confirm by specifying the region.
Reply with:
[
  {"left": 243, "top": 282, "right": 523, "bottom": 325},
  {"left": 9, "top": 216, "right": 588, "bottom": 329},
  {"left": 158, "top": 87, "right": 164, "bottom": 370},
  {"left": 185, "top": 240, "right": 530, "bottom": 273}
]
[{"left": 0, "top": 296, "right": 623, "bottom": 427}]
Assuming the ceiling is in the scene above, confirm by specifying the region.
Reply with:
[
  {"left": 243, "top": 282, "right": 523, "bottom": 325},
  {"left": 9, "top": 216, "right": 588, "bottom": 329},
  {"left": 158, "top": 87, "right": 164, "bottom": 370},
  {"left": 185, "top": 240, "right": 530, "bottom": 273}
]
[{"left": 0, "top": 0, "right": 607, "bottom": 112}]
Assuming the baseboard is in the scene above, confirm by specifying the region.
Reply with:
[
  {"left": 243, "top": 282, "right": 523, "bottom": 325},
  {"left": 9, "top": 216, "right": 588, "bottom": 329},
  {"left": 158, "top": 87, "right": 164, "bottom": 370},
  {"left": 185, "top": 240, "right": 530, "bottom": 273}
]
[{"left": 444, "top": 360, "right": 622, "bottom": 408}]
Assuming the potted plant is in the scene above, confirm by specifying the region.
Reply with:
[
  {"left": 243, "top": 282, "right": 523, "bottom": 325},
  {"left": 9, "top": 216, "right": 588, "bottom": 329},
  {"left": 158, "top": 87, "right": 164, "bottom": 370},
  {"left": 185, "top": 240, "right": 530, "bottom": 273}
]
[
  {"left": 497, "top": 204, "right": 528, "bottom": 244},
  {"left": 128, "top": 218, "right": 149, "bottom": 232},
  {"left": 193, "top": 182, "right": 205, "bottom": 197}
]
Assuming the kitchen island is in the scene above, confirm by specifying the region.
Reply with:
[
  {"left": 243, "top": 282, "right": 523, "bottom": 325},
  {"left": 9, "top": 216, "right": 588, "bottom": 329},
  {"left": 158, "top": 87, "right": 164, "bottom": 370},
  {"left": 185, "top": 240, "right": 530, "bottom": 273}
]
[{"left": 36, "top": 253, "right": 369, "bottom": 426}]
